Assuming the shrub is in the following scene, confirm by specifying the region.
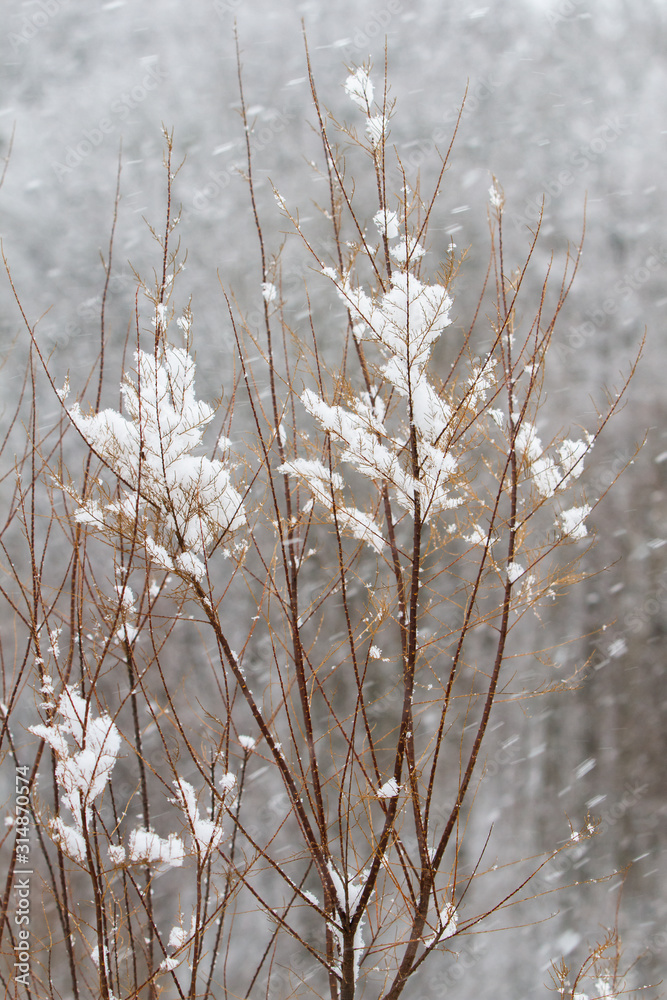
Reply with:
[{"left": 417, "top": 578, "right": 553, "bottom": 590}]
[{"left": 0, "top": 43, "right": 643, "bottom": 1000}]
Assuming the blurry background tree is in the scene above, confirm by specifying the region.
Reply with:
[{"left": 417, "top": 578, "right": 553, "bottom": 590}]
[{"left": 0, "top": 2, "right": 665, "bottom": 999}]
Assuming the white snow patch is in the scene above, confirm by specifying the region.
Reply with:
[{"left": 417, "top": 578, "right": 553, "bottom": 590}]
[
  {"left": 345, "top": 68, "right": 374, "bottom": 110},
  {"left": 378, "top": 778, "right": 400, "bottom": 799},
  {"left": 558, "top": 504, "right": 592, "bottom": 540}
]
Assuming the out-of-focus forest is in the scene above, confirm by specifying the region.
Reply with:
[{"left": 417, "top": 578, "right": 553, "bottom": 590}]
[{"left": 1, "top": 0, "right": 664, "bottom": 997}]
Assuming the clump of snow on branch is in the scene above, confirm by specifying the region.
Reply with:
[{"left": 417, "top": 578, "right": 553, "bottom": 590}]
[
  {"left": 68, "top": 346, "right": 246, "bottom": 582},
  {"left": 373, "top": 208, "right": 400, "bottom": 239},
  {"left": 558, "top": 503, "right": 592, "bottom": 540},
  {"left": 378, "top": 778, "right": 400, "bottom": 799},
  {"left": 172, "top": 778, "right": 225, "bottom": 856},
  {"left": 465, "top": 524, "right": 488, "bottom": 547},
  {"left": 107, "top": 844, "right": 127, "bottom": 866},
  {"left": 127, "top": 828, "right": 185, "bottom": 869},
  {"left": 295, "top": 100, "right": 595, "bottom": 548},
  {"left": 424, "top": 900, "right": 458, "bottom": 946},
  {"left": 278, "top": 450, "right": 385, "bottom": 553},
  {"left": 278, "top": 458, "right": 344, "bottom": 505},
  {"left": 168, "top": 919, "right": 194, "bottom": 951},
  {"left": 489, "top": 178, "right": 504, "bottom": 211},
  {"left": 283, "top": 249, "right": 466, "bottom": 537},
  {"left": 366, "top": 115, "right": 388, "bottom": 146},
  {"left": 49, "top": 817, "right": 88, "bottom": 865},
  {"left": 47, "top": 627, "right": 62, "bottom": 659},
  {"left": 113, "top": 583, "right": 139, "bottom": 645},
  {"left": 30, "top": 687, "right": 120, "bottom": 860},
  {"left": 261, "top": 281, "right": 277, "bottom": 303},
  {"left": 516, "top": 421, "right": 593, "bottom": 499},
  {"left": 159, "top": 915, "right": 197, "bottom": 971},
  {"left": 335, "top": 270, "right": 453, "bottom": 378},
  {"left": 219, "top": 771, "right": 237, "bottom": 793},
  {"left": 389, "top": 237, "right": 426, "bottom": 266},
  {"left": 344, "top": 67, "right": 374, "bottom": 111},
  {"left": 158, "top": 956, "right": 180, "bottom": 973},
  {"left": 506, "top": 561, "right": 524, "bottom": 585},
  {"left": 327, "top": 861, "right": 367, "bottom": 985},
  {"left": 437, "top": 901, "right": 458, "bottom": 939},
  {"left": 344, "top": 65, "right": 390, "bottom": 152}
]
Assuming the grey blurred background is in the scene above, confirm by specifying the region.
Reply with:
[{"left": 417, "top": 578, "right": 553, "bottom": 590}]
[{"left": 1, "top": 0, "right": 665, "bottom": 997}]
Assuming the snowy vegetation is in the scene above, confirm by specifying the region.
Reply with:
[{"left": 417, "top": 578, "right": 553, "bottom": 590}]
[{"left": 1, "top": 11, "right": 662, "bottom": 1000}]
